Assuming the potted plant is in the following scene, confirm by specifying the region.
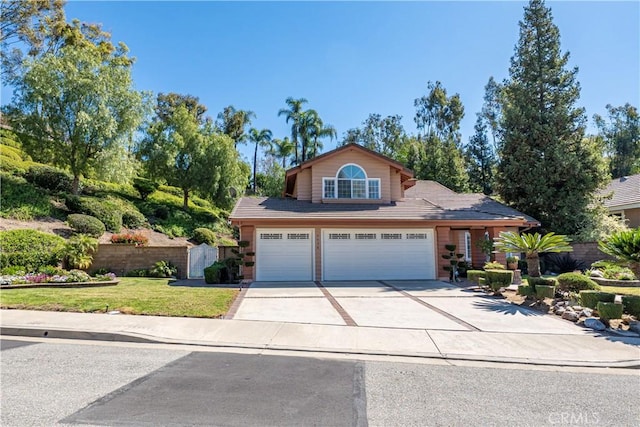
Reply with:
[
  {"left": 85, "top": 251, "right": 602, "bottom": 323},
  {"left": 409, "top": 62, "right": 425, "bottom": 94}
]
[{"left": 506, "top": 255, "right": 519, "bottom": 270}]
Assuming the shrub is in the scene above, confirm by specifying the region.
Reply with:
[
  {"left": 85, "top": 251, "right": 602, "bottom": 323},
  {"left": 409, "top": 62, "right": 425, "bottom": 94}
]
[
  {"left": 0, "top": 229, "right": 66, "bottom": 271},
  {"left": 0, "top": 173, "right": 53, "bottom": 220},
  {"left": 621, "top": 296, "right": 640, "bottom": 317},
  {"left": 579, "top": 290, "right": 616, "bottom": 309},
  {"left": 483, "top": 261, "right": 505, "bottom": 270},
  {"left": 63, "top": 234, "right": 98, "bottom": 270},
  {"left": 121, "top": 208, "right": 146, "bottom": 229},
  {"left": 67, "top": 214, "right": 105, "bottom": 238},
  {"left": 601, "top": 265, "right": 636, "bottom": 280},
  {"left": 192, "top": 227, "right": 217, "bottom": 245},
  {"left": 527, "top": 277, "right": 557, "bottom": 291},
  {"left": 204, "top": 261, "right": 228, "bottom": 284},
  {"left": 111, "top": 232, "right": 149, "bottom": 246},
  {"left": 66, "top": 195, "right": 122, "bottom": 232},
  {"left": 478, "top": 277, "right": 486, "bottom": 287},
  {"left": 67, "top": 269, "right": 91, "bottom": 282},
  {"left": 1, "top": 265, "right": 26, "bottom": 275},
  {"left": 535, "top": 285, "right": 555, "bottom": 299},
  {"left": 154, "top": 205, "right": 170, "bottom": 220},
  {"left": 556, "top": 272, "right": 599, "bottom": 293},
  {"left": 466, "top": 270, "right": 485, "bottom": 284},
  {"left": 597, "top": 302, "right": 623, "bottom": 321},
  {"left": 517, "top": 285, "right": 534, "bottom": 297},
  {"left": 125, "top": 268, "right": 149, "bottom": 277},
  {"left": 24, "top": 165, "right": 73, "bottom": 192},
  {"left": 485, "top": 270, "right": 513, "bottom": 290},
  {"left": 133, "top": 177, "right": 159, "bottom": 200},
  {"left": 150, "top": 260, "right": 177, "bottom": 278},
  {"left": 544, "top": 253, "right": 587, "bottom": 274}
]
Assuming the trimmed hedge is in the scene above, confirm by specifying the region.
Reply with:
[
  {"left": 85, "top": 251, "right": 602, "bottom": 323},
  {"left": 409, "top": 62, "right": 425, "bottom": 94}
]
[
  {"left": 66, "top": 195, "right": 122, "bottom": 232},
  {"left": 25, "top": 165, "right": 73, "bottom": 192},
  {"left": 597, "top": 302, "right": 623, "bottom": 321},
  {"left": 517, "top": 285, "right": 534, "bottom": 297},
  {"left": 621, "top": 296, "right": 640, "bottom": 317},
  {"left": 485, "top": 270, "right": 513, "bottom": 290},
  {"left": 535, "top": 285, "right": 555, "bottom": 299},
  {"left": 579, "top": 290, "right": 616, "bottom": 309},
  {"left": 67, "top": 214, "right": 105, "bottom": 237},
  {"left": 204, "top": 261, "right": 227, "bottom": 284},
  {"left": 122, "top": 208, "right": 146, "bottom": 229},
  {"left": 556, "top": 272, "right": 599, "bottom": 293},
  {"left": 192, "top": 228, "right": 217, "bottom": 246},
  {"left": 0, "top": 229, "right": 66, "bottom": 270},
  {"left": 466, "top": 270, "right": 485, "bottom": 284},
  {"left": 527, "top": 277, "right": 557, "bottom": 291}
]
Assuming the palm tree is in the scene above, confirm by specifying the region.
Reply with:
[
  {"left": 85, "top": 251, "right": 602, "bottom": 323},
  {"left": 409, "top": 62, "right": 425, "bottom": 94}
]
[
  {"left": 598, "top": 228, "right": 640, "bottom": 277},
  {"left": 249, "top": 127, "right": 273, "bottom": 192},
  {"left": 278, "top": 97, "right": 307, "bottom": 164},
  {"left": 309, "top": 115, "right": 336, "bottom": 159},
  {"left": 493, "top": 231, "right": 573, "bottom": 277},
  {"left": 297, "top": 109, "right": 318, "bottom": 163},
  {"left": 217, "top": 105, "right": 255, "bottom": 148},
  {"left": 268, "top": 137, "right": 295, "bottom": 168}
]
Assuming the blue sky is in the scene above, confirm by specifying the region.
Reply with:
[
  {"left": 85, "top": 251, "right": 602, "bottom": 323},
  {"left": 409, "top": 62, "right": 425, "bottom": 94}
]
[{"left": 2, "top": 1, "right": 639, "bottom": 163}]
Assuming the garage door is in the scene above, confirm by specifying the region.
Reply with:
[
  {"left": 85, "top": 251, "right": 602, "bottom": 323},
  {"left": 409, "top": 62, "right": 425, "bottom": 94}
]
[
  {"left": 322, "top": 229, "right": 435, "bottom": 280},
  {"left": 255, "top": 228, "right": 314, "bottom": 281}
]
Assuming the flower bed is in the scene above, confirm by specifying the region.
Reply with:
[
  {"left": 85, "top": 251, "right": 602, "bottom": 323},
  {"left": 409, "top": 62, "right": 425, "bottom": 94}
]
[{"left": 0, "top": 270, "right": 118, "bottom": 288}]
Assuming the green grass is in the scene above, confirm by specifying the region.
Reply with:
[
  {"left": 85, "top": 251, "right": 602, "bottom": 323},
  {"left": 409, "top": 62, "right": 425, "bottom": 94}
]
[
  {"left": 0, "top": 277, "right": 238, "bottom": 318},
  {"left": 0, "top": 173, "right": 58, "bottom": 220},
  {"left": 599, "top": 285, "right": 640, "bottom": 297}
]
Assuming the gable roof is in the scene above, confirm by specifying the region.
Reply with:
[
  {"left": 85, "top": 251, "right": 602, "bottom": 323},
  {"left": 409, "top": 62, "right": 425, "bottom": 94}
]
[
  {"left": 284, "top": 143, "right": 414, "bottom": 195},
  {"left": 599, "top": 174, "right": 640, "bottom": 209},
  {"left": 231, "top": 180, "right": 539, "bottom": 225}
]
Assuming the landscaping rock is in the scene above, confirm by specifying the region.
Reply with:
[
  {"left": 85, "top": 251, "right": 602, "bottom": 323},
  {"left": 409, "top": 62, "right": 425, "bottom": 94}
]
[
  {"left": 583, "top": 317, "right": 606, "bottom": 331},
  {"left": 565, "top": 306, "right": 575, "bottom": 312},
  {"left": 589, "top": 269, "right": 604, "bottom": 278},
  {"left": 572, "top": 305, "right": 583, "bottom": 311},
  {"left": 555, "top": 307, "right": 566, "bottom": 316},
  {"left": 562, "top": 311, "right": 579, "bottom": 322},
  {"left": 555, "top": 301, "right": 566, "bottom": 307},
  {"left": 580, "top": 308, "right": 593, "bottom": 318}
]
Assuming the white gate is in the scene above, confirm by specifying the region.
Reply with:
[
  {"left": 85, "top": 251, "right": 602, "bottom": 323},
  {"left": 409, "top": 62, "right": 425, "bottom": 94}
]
[{"left": 188, "top": 243, "right": 218, "bottom": 279}]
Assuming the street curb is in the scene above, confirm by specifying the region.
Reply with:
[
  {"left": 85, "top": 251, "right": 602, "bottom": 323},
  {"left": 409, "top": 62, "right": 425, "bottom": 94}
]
[{"left": 3, "top": 326, "right": 639, "bottom": 369}]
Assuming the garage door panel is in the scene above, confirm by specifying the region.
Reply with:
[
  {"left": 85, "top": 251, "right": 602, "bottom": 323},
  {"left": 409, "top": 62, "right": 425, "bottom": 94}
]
[
  {"left": 322, "top": 229, "right": 435, "bottom": 281},
  {"left": 256, "top": 228, "right": 313, "bottom": 281}
]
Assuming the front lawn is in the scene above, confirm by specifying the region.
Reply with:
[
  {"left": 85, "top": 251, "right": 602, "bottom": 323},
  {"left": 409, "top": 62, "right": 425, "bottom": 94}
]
[
  {"left": 0, "top": 277, "right": 238, "bottom": 318},
  {"left": 599, "top": 285, "right": 640, "bottom": 297}
]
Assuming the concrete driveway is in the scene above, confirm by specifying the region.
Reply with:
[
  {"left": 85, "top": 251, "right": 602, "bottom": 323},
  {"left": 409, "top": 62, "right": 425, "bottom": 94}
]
[{"left": 231, "top": 280, "right": 585, "bottom": 335}]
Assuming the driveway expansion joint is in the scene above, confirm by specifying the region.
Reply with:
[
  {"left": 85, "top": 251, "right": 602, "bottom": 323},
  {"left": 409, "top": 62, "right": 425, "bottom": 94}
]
[{"left": 314, "top": 281, "right": 358, "bottom": 326}]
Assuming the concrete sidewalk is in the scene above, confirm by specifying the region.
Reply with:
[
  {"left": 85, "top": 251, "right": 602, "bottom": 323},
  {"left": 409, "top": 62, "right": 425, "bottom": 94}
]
[{"left": 2, "top": 310, "right": 639, "bottom": 368}]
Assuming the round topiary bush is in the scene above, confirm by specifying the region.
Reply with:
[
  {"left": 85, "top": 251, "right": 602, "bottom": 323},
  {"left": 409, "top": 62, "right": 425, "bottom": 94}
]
[
  {"left": 0, "top": 229, "right": 66, "bottom": 271},
  {"left": 556, "top": 272, "right": 599, "bottom": 293},
  {"left": 121, "top": 208, "right": 146, "bottom": 229},
  {"left": 24, "top": 165, "right": 73, "bottom": 192},
  {"left": 192, "top": 227, "right": 217, "bottom": 245},
  {"left": 67, "top": 214, "right": 106, "bottom": 238},
  {"left": 65, "top": 195, "right": 122, "bottom": 233}
]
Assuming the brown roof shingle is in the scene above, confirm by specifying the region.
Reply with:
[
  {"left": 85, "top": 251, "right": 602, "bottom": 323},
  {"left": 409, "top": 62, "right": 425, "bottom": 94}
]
[{"left": 600, "top": 174, "right": 640, "bottom": 209}]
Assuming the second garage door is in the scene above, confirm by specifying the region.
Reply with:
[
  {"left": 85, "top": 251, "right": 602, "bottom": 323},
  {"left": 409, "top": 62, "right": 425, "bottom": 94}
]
[{"left": 322, "top": 229, "right": 436, "bottom": 281}]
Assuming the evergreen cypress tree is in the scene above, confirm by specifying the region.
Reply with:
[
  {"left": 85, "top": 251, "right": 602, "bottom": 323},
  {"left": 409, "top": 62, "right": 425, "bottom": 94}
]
[
  {"left": 465, "top": 116, "right": 496, "bottom": 195},
  {"left": 496, "top": 0, "right": 607, "bottom": 235}
]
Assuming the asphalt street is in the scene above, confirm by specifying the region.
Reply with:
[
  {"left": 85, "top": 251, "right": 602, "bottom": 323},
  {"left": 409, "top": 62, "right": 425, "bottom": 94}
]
[{"left": 1, "top": 337, "right": 639, "bottom": 427}]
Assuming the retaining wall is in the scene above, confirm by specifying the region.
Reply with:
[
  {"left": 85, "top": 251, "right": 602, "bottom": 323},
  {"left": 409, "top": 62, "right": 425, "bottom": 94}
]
[{"left": 91, "top": 245, "right": 189, "bottom": 279}]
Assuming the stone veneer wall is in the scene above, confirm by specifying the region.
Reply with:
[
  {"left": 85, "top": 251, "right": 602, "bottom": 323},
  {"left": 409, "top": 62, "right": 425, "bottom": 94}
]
[
  {"left": 570, "top": 242, "right": 612, "bottom": 267},
  {"left": 90, "top": 245, "right": 189, "bottom": 279}
]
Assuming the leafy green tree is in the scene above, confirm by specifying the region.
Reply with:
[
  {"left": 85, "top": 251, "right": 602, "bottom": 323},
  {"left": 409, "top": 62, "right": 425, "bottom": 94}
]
[
  {"left": 598, "top": 227, "right": 640, "bottom": 277},
  {"left": 216, "top": 105, "right": 255, "bottom": 148},
  {"left": 249, "top": 127, "right": 273, "bottom": 192},
  {"left": 140, "top": 105, "right": 247, "bottom": 209},
  {"left": 6, "top": 22, "right": 148, "bottom": 194},
  {"left": 156, "top": 92, "right": 208, "bottom": 124},
  {"left": 496, "top": 0, "right": 608, "bottom": 235},
  {"left": 341, "top": 114, "right": 405, "bottom": 157},
  {"left": 278, "top": 97, "right": 308, "bottom": 164},
  {"left": 465, "top": 115, "right": 496, "bottom": 195},
  {"left": 255, "top": 157, "right": 285, "bottom": 197},
  {"left": 91, "top": 143, "right": 140, "bottom": 185},
  {"left": 413, "top": 81, "right": 468, "bottom": 191},
  {"left": 493, "top": 231, "right": 573, "bottom": 277},
  {"left": 594, "top": 103, "right": 640, "bottom": 178}
]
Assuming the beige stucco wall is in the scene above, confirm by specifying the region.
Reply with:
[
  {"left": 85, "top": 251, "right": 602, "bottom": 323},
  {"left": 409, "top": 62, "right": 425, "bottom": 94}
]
[
  {"left": 309, "top": 150, "right": 392, "bottom": 203},
  {"left": 293, "top": 169, "right": 312, "bottom": 201},
  {"left": 623, "top": 208, "right": 640, "bottom": 228},
  {"left": 389, "top": 168, "right": 401, "bottom": 201}
]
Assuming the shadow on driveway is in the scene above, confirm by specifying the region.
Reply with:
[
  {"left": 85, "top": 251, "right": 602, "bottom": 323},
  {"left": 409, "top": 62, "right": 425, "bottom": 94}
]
[{"left": 471, "top": 297, "right": 547, "bottom": 317}]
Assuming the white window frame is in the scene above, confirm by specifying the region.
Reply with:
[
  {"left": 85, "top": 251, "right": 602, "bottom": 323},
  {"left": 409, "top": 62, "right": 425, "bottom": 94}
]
[
  {"left": 464, "top": 231, "right": 472, "bottom": 261},
  {"left": 322, "top": 163, "right": 381, "bottom": 200}
]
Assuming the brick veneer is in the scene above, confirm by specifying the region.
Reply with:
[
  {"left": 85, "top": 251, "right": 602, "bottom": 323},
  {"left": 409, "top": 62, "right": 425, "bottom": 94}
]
[{"left": 90, "top": 245, "right": 189, "bottom": 279}]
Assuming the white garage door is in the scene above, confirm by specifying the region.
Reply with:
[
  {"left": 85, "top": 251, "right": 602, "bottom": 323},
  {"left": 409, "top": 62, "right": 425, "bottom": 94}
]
[
  {"left": 256, "top": 228, "right": 314, "bottom": 281},
  {"left": 322, "top": 229, "right": 436, "bottom": 280}
]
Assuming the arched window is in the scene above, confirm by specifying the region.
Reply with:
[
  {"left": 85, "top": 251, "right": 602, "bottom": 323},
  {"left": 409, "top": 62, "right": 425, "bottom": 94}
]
[{"left": 323, "top": 164, "right": 380, "bottom": 199}]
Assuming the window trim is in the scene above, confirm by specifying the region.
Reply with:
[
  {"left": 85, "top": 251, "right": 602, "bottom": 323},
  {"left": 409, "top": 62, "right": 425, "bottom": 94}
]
[{"left": 323, "top": 163, "right": 381, "bottom": 200}]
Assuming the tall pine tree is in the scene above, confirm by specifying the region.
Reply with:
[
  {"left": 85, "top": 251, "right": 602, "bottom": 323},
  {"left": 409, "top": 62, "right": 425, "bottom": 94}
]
[
  {"left": 496, "top": 0, "right": 607, "bottom": 235},
  {"left": 465, "top": 116, "right": 496, "bottom": 195}
]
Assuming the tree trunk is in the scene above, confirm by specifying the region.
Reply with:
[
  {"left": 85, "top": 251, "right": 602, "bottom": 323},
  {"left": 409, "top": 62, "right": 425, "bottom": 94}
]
[
  {"left": 253, "top": 142, "right": 258, "bottom": 192},
  {"left": 71, "top": 175, "right": 81, "bottom": 195},
  {"left": 527, "top": 254, "right": 540, "bottom": 277},
  {"left": 183, "top": 189, "right": 189, "bottom": 209}
]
